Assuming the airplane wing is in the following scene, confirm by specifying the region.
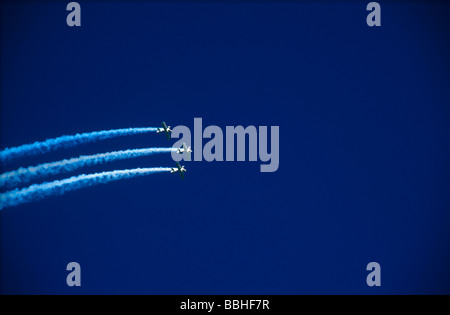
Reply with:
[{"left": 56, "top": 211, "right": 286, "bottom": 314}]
[
  {"left": 176, "top": 162, "right": 185, "bottom": 179},
  {"left": 162, "top": 122, "right": 171, "bottom": 140},
  {"left": 182, "top": 143, "right": 192, "bottom": 161}
]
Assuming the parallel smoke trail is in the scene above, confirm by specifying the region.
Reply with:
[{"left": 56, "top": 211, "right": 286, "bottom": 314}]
[
  {"left": 0, "top": 167, "right": 172, "bottom": 210},
  {"left": 0, "top": 127, "right": 158, "bottom": 163},
  {"left": 1, "top": 147, "right": 177, "bottom": 189}
]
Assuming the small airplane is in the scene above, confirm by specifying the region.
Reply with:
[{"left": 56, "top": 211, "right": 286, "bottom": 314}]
[
  {"left": 177, "top": 143, "right": 192, "bottom": 155},
  {"left": 156, "top": 121, "right": 172, "bottom": 140},
  {"left": 171, "top": 162, "right": 186, "bottom": 179}
]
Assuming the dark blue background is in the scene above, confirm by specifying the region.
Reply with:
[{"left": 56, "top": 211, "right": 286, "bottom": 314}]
[{"left": 1, "top": 1, "right": 449, "bottom": 294}]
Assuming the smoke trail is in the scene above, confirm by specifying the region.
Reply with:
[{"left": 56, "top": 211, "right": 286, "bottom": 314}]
[
  {"left": 0, "top": 167, "right": 172, "bottom": 210},
  {"left": 0, "top": 127, "right": 158, "bottom": 163},
  {"left": 1, "top": 147, "right": 177, "bottom": 189}
]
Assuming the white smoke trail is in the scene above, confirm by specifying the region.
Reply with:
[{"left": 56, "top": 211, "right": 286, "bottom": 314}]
[
  {"left": 0, "top": 167, "right": 172, "bottom": 210},
  {"left": 1, "top": 147, "right": 177, "bottom": 189},
  {"left": 0, "top": 127, "right": 158, "bottom": 163}
]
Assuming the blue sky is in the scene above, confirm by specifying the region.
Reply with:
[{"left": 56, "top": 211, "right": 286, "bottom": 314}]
[{"left": 1, "top": 1, "right": 449, "bottom": 294}]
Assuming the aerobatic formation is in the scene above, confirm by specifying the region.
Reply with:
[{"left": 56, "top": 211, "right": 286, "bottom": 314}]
[{"left": 0, "top": 122, "right": 188, "bottom": 210}]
